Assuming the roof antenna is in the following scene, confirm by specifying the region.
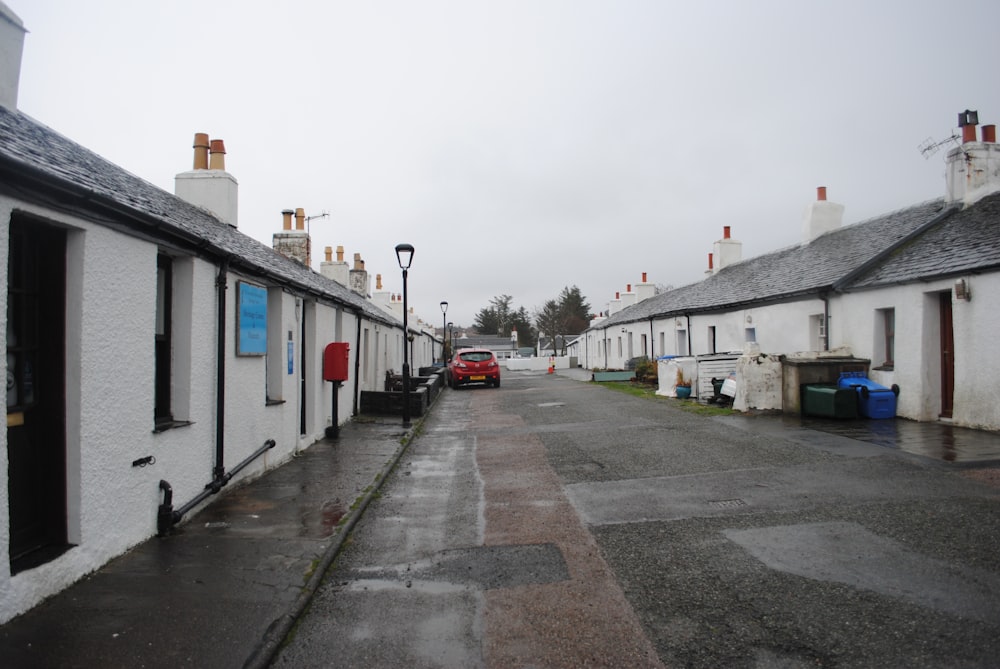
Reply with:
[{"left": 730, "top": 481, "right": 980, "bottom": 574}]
[
  {"left": 918, "top": 110, "right": 977, "bottom": 159},
  {"left": 918, "top": 133, "right": 959, "bottom": 159}
]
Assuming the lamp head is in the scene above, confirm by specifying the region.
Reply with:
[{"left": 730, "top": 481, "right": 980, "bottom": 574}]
[{"left": 395, "top": 243, "right": 415, "bottom": 270}]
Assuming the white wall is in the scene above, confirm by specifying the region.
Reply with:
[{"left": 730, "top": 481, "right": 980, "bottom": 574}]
[
  {"left": 0, "top": 195, "right": 410, "bottom": 624},
  {"left": 836, "top": 277, "right": 1000, "bottom": 430}
]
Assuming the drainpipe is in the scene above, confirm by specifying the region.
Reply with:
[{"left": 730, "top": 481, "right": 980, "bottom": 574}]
[
  {"left": 353, "top": 312, "right": 362, "bottom": 416},
  {"left": 686, "top": 314, "right": 692, "bottom": 356},
  {"left": 649, "top": 318, "right": 655, "bottom": 359},
  {"left": 157, "top": 439, "right": 276, "bottom": 536},
  {"left": 214, "top": 260, "right": 228, "bottom": 482}
]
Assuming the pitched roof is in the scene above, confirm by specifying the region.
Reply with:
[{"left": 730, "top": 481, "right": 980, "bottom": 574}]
[
  {"left": 595, "top": 198, "right": 954, "bottom": 328},
  {"left": 846, "top": 190, "right": 1000, "bottom": 289},
  {"left": 0, "top": 106, "right": 398, "bottom": 325}
]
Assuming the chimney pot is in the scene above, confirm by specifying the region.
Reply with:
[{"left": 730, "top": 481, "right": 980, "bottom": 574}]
[
  {"left": 626, "top": 284, "right": 632, "bottom": 292},
  {"left": 723, "top": 225, "right": 731, "bottom": 239},
  {"left": 817, "top": 186, "right": 827, "bottom": 201},
  {"left": 336, "top": 245, "right": 344, "bottom": 262},
  {"left": 324, "top": 246, "right": 332, "bottom": 262},
  {"left": 295, "top": 208, "right": 305, "bottom": 230},
  {"left": 708, "top": 253, "right": 714, "bottom": 270},
  {"left": 983, "top": 124, "right": 997, "bottom": 144},
  {"left": 281, "top": 209, "right": 293, "bottom": 230},
  {"left": 208, "top": 139, "right": 226, "bottom": 170},
  {"left": 193, "top": 133, "right": 210, "bottom": 170},
  {"left": 615, "top": 292, "right": 620, "bottom": 299},
  {"left": 376, "top": 273, "right": 382, "bottom": 290},
  {"left": 641, "top": 271, "right": 647, "bottom": 283}
]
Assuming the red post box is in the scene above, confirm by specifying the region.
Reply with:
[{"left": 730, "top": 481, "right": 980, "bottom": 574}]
[{"left": 323, "top": 342, "right": 350, "bottom": 382}]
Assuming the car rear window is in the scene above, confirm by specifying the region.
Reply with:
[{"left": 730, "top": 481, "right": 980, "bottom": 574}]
[{"left": 458, "top": 352, "right": 493, "bottom": 362}]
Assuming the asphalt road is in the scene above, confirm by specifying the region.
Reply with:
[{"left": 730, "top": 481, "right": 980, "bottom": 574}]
[{"left": 274, "top": 371, "right": 1000, "bottom": 668}]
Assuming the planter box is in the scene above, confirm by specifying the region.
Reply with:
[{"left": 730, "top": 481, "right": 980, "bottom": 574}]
[{"left": 592, "top": 371, "right": 635, "bottom": 382}]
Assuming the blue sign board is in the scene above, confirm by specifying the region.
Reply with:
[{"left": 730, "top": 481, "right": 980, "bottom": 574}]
[{"left": 237, "top": 282, "right": 267, "bottom": 356}]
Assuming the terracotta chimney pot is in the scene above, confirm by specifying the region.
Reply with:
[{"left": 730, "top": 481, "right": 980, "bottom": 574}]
[
  {"left": 642, "top": 272, "right": 647, "bottom": 283},
  {"left": 324, "top": 246, "right": 332, "bottom": 262},
  {"left": 817, "top": 186, "right": 827, "bottom": 201},
  {"left": 983, "top": 125, "right": 997, "bottom": 143},
  {"left": 295, "top": 208, "right": 305, "bottom": 230},
  {"left": 208, "top": 139, "right": 226, "bottom": 170},
  {"left": 336, "top": 245, "right": 345, "bottom": 262},
  {"left": 708, "top": 253, "right": 714, "bottom": 269},
  {"left": 281, "top": 209, "right": 293, "bottom": 230},
  {"left": 193, "top": 133, "right": 210, "bottom": 170}
]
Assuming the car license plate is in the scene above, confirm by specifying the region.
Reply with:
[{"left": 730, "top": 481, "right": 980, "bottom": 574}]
[{"left": 470, "top": 375, "right": 486, "bottom": 381}]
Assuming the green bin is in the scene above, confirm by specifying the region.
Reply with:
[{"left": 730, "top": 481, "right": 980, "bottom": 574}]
[{"left": 801, "top": 384, "right": 858, "bottom": 418}]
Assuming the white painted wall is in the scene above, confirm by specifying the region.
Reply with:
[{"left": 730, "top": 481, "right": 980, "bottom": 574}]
[
  {"left": 0, "top": 195, "right": 411, "bottom": 624},
  {"left": 835, "top": 276, "right": 1000, "bottom": 430}
]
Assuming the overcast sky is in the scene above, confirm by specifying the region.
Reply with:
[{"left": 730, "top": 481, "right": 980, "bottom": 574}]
[{"left": 13, "top": 0, "right": 1000, "bottom": 327}]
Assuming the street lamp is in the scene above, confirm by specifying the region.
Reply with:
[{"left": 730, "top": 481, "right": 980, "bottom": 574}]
[
  {"left": 440, "top": 301, "right": 449, "bottom": 363},
  {"left": 447, "top": 321, "right": 454, "bottom": 359},
  {"left": 395, "top": 243, "right": 414, "bottom": 427}
]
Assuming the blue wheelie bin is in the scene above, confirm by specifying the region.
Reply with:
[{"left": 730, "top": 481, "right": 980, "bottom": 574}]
[{"left": 837, "top": 372, "right": 899, "bottom": 419}]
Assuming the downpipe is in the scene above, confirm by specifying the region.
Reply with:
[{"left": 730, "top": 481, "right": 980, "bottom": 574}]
[{"left": 157, "top": 439, "right": 276, "bottom": 536}]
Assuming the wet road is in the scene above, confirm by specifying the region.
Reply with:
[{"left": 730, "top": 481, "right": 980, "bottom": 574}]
[{"left": 274, "top": 371, "right": 1000, "bottom": 668}]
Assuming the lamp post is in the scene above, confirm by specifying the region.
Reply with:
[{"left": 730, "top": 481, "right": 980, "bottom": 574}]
[
  {"left": 395, "top": 243, "right": 414, "bottom": 427},
  {"left": 440, "top": 301, "right": 449, "bottom": 363}
]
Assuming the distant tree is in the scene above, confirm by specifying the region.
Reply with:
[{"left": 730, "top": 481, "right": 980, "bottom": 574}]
[
  {"left": 558, "top": 285, "right": 591, "bottom": 335},
  {"left": 473, "top": 295, "right": 512, "bottom": 335},
  {"left": 534, "top": 299, "right": 564, "bottom": 355},
  {"left": 473, "top": 295, "right": 535, "bottom": 346}
]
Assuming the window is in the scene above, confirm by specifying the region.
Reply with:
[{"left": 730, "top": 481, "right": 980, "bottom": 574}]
[
  {"left": 744, "top": 327, "right": 757, "bottom": 343},
  {"left": 708, "top": 326, "right": 716, "bottom": 354},
  {"left": 640, "top": 334, "right": 648, "bottom": 357},
  {"left": 810, "top": 314, "right": 826, "bottom": 351},
  {"left": 676, "top": 330, "right": 688, "bottom": 356},
  {"left": 875, "top": 308, "right": 895, "bottom": 368},
  {"left": 154, "top": 254, "right": 173, "bottom": 426}
]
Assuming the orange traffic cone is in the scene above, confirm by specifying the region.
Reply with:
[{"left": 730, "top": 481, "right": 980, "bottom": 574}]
[{"left": 547, "top": 356, "right": 555, "bottom": 374}]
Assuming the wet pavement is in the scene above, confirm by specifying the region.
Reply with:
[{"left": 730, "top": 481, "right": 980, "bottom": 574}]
[{"left": 0, "top": 366, "right": 998, "bottom": 668}]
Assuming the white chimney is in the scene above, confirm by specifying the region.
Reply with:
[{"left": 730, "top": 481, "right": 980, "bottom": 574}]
[
  {"left": 620, "top": 284, "right": 637, "bottom": 307},
  {"left": 635, "top": 271, "right": 656, "bottom": 302},
  {"left": 713, "top": 225, "right": 743, "bottom": 272},
  {"left": 946, "top": 110, "right": 1000, "bottom": 206},
  {"left": 320, "top": 245, "right": 350, "bottom": 285},
  {"left": 0, "top": 2, "right": 26, "bottom": 110},
  {"left": 175, "top": 134, "right": 239, "bottom": 227},
  {"left": 802, "top": 187, "right": 844, "bottom": 243},
  {"left": 607, "top": 291, "right": 622, "bottom": 316}
]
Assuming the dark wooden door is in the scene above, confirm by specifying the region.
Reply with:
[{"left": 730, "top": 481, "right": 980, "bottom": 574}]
[
  {"left": 7, "top": 217, "right": 68, "bottom": 573},
  {"left": 939, "top": 291, "right": 954, "bottom": 419}
]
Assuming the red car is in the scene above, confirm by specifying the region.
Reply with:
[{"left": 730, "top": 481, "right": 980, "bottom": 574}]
[{"left": 448, "top": 348, "right": 501, "bottom": 388}]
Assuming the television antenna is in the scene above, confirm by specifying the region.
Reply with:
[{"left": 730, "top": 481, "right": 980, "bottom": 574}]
[{"left": 918, "top": 133, "right": 959, "bottom": 159}]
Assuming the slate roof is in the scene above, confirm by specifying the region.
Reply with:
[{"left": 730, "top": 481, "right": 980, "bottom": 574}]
[
  {"left": 0, "top": 106, "right": 399, "bottom": 326},
  {"left": 595, "top": 198, "right": 957, "bottom": 329},
  {"left": 846, "top": 190, "right": 1000, "bottom": 289}
]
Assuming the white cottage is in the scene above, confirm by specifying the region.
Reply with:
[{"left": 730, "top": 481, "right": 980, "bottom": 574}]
[
  {"left": 584, "top": 111, "right": 1000, "bottom": 431},
  {"left": 0, "top": 4, "right": 429, "bottom": 624}
]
